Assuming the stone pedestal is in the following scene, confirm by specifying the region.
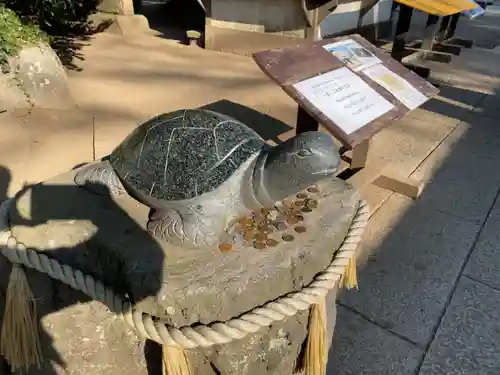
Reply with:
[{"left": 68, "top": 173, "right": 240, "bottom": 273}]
[
  {"left": 97, "top": 0, "right": 135, "bottom": 16},
  {"left": 93, "top": 0, "right": 151, "bottom": 36},
  {"left": 2, "top": 163, "right": 361, "bottom": 375}
]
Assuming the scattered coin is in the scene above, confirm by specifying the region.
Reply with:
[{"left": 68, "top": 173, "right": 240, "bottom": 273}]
[
  {"left": 296, "top": 214, "right": 304, "bottom": 222},
  {"left": 287, "top": 216, "right": 300, "bottom": 225},
  {"left": 261, "top": 218, "right": 272, "bottom": 226},
  {"left": 301, "top": 207, "right": 313, "bottom": 213},
  {"left": 294, "top": 226, "right": 307, "bottom": 234},
  {"left": 307, "top": 186, "right": 320, "bottom": 193},
  {"left": 275, "top": 222, "right": 288, "bottom": 231},
  {"left": 255, "top": 232, "right": 268, "bottom": 241},
  {"left": 253, "top": 213, "right": 265, "bottom": 223},
  {"left": 239, "top": 217, "right": 252, "bottom": 226},
  {"left": 253, "top": 241, "right": 267, "bottom": 250},
  {"left": 266, "top": 239, "right": 279, "bottom": 247},
  {"left": 294, "top": 200, "right": 306, "bottom": 207},
  {"left": 261, "top": 225, "right": 274, "bottom": 234},
  {"left": 306, "top": 199, "right": 318, "bottom": 209},
  {"left": 282, "top": 234, "right": 295, "bottom": 242},
  {"left": 297, "top": 193, "right": 308, "bottom": 199},
  {"left": 243, "top": 231, "right": 256, "bottom": 241},
  {"left": 219, "top": 243, "right": 233, "bottom": 252}
]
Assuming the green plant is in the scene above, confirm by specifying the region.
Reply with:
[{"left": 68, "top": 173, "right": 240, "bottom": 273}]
[
  {"left": 1, "top": 0, "right": 99, "bottom": 36},
  {"left": 0, "top": 5, "right": 49, "bottom": 65}
]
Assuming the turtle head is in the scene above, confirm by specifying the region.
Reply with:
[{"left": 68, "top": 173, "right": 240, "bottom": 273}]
[{"left": 255, "top": 131, "right": 340, "bottom": 204}]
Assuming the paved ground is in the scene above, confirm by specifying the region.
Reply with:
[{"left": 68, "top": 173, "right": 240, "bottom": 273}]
[
  {"left": 1, "top": 5, "right": 500, "bottom": 375},
  {"left": 328, "top": 7, "right": 500, "bottom": 375}
]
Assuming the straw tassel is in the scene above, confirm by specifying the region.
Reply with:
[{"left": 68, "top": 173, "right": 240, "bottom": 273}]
[
  {"left": 162, "top": 345, "right": 193, "bottom": 375},
  {"left": 342, "top": 255, "right": 358, "bottom": 290},
  {"left": 304, "top": 298, "right": 327, "bottom": 375},
  {"left": 0, "top": 264, "right": 42, "bottom": 372}
]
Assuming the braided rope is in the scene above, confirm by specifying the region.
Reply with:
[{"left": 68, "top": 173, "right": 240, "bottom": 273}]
[{"left": 0, "top": 198, "right": 369, "bottom": 348}]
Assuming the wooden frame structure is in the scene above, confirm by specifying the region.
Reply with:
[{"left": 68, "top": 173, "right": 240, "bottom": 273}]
[{"left": 254, "top": 34, "right": 439, "bottom": 199}]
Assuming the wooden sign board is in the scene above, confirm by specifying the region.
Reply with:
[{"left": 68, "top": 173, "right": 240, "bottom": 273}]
[
  {"left": 253, "top": 34, "right": 440, "bottom": 149},
  {"left": 395, "top": 0, "right": 477, "bottom": 16}
]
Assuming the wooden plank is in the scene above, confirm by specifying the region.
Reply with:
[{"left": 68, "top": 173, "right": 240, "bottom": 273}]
[
  {"left": 394, "top": 0, "right": 476, "bottom": 16},
  {"left": 345, "top": 158, "right": 389, "bottom": 192},
  {"left": 391, "top": 4, "right": 414, "bottom": 62},
  {"left": 350, "top": 139, "right": 370, "bottom": 169},
  {"left": 374, "top": 173, "right": 423, "bottom": 198}
]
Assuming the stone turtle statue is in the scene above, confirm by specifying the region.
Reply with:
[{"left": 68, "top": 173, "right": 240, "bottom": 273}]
[{"left": 75, "top": 108, "right": 341, "bottom": 250}]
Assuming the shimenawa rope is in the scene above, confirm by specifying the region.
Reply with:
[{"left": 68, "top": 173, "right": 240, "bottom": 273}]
[{"left": 0, "top": 198, "right": 369, "bottom": 373}]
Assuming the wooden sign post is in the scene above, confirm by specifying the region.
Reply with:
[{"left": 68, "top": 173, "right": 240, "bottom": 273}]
[{"left": 253, "top": 34, "right": 440, "bottom": 199}]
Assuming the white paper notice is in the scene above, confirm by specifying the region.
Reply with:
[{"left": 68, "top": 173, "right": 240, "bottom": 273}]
[
  {"left": 293, "top": 67, "right": 395, "bottom": 135},
  {"left": 323, "top": 39, "right": 381, "bottom": 72},
  {"left": 362, "top": 64, "right": 428, "bottom": 110}
]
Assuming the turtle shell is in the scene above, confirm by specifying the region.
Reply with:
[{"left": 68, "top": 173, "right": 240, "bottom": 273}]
[{"left": 109, "top": 109, "right": 265, "bottom": 202}]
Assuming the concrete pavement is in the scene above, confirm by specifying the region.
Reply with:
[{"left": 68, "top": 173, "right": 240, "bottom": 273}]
[
  {"left": 328, "top": 7, "right": 500, "bottom": 375},
  {"left": 1, "top": 6, "right": 500, "bottom": 374}
]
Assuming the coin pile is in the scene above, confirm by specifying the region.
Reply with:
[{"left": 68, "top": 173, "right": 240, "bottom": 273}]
[{"left": 218, "top": 185, "right": 321, "bottom": 252}]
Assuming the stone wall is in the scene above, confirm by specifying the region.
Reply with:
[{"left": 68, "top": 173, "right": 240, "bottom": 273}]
[
  {"left": 0, "top": 44, "right": 74, "bottom": 112},
  {"left": 209, "top": 0, "right": 306, "bottom": 37},
  {"left": 320, "top": 0, "right": 393, "bottom": 39},
  {"left": 97, "top": 0, "right": 135, "bottom": 15}
]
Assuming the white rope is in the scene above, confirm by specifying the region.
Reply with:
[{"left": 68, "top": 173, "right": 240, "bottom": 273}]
[{"left": 0, "top": 198, "right": 369, "bottom": 348}]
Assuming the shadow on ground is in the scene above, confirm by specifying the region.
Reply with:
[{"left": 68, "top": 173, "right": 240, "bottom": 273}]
[
  {"left": 327, "top": 80, "right": 500, "bottom": 374},
  {"left": 402, "top": 8, "right": 500, "bottom": 50},
  {"left": 135, "top": 0, "right": 205, "bottom": 44},
  {"left": 201, "top": 99, "right": 293, "bottom": 143},
  {"left": 0, "top": 166, "right": 165, "bottom": 375},
  {"left": 51, "top": 35, "right": 92, "bottom": 72}
]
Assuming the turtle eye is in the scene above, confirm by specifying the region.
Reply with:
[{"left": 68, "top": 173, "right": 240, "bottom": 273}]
[{"left": 297, "top": 149, "right": 313, "bottom": 158}]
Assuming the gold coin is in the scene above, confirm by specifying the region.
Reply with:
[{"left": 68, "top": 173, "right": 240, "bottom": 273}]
[
  {"left": 294, "top": 200, "right": 305, "bottom": 207},
  {"left": 301, "top": 207, "right": 313, "bottom": 213},
  {"left": 275, "top": 222, "right": 288, "bottom": 231},
  {"left": 255, "top": 232, "right": 268, "bottom": 241},
  {"left": 306, "top": 199, "right": 318, "bottom": 209},
  {"left": 243, "top": 231, "right": 256, "bottom": 241},
  {"left": 282, "top": 234, "right": 295, "bottom": 242},
  {"left": 294, "top": 226, "right": 307, "bottom": 234},
  {"left": 297, "top": 193, "right": 308, "bottom": 199},
  {"left": 307, "top": 186, "right": 320, "bottom": 193},
  {"left": 287, "top": 216, "right": 300, "bottom": 225},
  {"left": 261, "top": 225, "right": 274, "bottom": 234},
  {"left": 239, "top": 217, "right": 252, "bottom": 226},
  {"left": 266, "top": 239, "right": 279, "bottom": 247},
  {"left": 219, "top": 243, "right": 233, "bottom": 252},
  {"left": 296, "top": 214, "right": 305, "bottom": 222},
  {"left": 253, "top": 241, "right": 267, "bottom": 250}
]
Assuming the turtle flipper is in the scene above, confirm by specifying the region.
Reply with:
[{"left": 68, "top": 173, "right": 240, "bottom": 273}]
[
  {"left": 147, "top": 207, "right": 221, "bottom": 250},
  {"left": 74, "top": 161, "right": 126, "bottom": 196}
]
